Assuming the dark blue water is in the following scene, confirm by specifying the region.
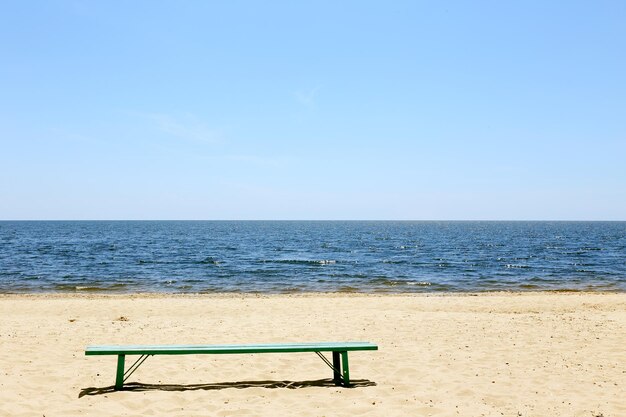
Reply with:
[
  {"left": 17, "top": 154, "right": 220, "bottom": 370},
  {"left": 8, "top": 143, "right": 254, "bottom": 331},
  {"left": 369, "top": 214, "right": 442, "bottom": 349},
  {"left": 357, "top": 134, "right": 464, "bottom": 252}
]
[{"left": 0, "top": 221, "right": 624, "bottom": 293}]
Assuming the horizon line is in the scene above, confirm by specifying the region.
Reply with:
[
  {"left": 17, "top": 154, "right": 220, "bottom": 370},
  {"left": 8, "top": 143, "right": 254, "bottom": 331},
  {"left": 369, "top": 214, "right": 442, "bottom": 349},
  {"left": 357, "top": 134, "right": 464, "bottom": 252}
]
[{"left": 1, "top": 219, "right": 625, "bottom": 222}]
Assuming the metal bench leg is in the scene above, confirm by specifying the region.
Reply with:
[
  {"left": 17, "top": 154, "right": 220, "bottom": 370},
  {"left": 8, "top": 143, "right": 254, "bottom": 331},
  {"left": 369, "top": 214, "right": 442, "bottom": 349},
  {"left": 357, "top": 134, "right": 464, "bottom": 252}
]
[
  {"left": 115, "top": 354, "right": 125, "bottom": 390},
  {"left": 332, "top": 351, "right": 341, "bottom": 385},
  {"left": 341, "top": 351, "right": 350, "bottom": 387}
]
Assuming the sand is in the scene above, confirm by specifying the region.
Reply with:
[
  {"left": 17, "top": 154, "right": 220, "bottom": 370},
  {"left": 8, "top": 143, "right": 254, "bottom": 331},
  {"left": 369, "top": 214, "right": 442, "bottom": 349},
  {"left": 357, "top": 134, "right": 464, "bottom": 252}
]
[{"left": 0, "top": 292, "right": 624, "bottom": 417}]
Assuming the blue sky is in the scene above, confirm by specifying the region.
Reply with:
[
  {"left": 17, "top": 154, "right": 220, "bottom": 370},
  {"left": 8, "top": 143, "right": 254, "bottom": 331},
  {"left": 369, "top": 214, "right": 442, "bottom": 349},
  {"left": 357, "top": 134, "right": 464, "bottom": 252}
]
[{"left": 1, "top": 1, "right": 625, "bottom": 220}]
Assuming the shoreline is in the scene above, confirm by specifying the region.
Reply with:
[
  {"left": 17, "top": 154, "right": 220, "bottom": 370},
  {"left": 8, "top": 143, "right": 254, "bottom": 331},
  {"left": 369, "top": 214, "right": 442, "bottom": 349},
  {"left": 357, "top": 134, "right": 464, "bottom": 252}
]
[{"left": 1, "top": 289, "right": 624, "bottom": 299}]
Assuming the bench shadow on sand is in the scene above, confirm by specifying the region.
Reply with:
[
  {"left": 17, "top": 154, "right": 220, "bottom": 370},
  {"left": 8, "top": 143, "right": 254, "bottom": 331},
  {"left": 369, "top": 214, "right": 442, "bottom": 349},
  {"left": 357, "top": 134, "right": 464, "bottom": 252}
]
[{"left": 79, "top": 378, "right": 376, "bottom": 397}]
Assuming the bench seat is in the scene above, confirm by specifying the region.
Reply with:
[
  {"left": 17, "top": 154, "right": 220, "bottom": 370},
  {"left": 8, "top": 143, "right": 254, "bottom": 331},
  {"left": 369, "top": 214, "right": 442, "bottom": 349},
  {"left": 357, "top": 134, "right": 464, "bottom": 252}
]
[{"left": 85, "top": 341, "right": 378, "bottom": 390}]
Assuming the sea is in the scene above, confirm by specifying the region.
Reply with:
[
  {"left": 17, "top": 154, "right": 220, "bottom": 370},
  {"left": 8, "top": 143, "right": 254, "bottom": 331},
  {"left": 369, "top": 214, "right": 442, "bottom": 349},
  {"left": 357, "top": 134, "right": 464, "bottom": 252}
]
[{"left": 0, "top": 221, "right": 624, "bottom": 293}]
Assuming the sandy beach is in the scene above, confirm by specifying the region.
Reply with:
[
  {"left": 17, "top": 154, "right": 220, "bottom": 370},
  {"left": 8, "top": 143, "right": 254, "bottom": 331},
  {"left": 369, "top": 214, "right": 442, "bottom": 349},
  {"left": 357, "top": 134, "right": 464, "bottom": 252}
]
[{"left": 0, "top": 292, "right": 624, "bottom": 417}]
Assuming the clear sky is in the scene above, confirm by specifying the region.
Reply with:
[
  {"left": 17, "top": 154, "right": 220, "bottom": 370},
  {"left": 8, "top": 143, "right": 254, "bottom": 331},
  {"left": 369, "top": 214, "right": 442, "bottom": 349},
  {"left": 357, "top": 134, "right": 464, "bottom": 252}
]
[{"left": 1, "top": 1, "right": 625, "bottom": 220}]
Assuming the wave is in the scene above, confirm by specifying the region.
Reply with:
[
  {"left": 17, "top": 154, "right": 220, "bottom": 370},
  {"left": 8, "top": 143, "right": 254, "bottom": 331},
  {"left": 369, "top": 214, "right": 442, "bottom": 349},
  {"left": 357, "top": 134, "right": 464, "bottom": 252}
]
[
  {"left": 50, "top": 283, "right": 129, "bottom": 292},
  {"left": 518, "top": 284, "right": 541, "bottom": 289},
  {"left": 261, "top": 259, "right": 337, "bottom": 265},
  {"left": 370, "top": 278, "right": 432, "bottom": 287},
  {"left": 198, "top": 257, "right": 221, "bottom": 265},
  {"left": 137, "top": 257, "right": 222, "bottom": 265}
]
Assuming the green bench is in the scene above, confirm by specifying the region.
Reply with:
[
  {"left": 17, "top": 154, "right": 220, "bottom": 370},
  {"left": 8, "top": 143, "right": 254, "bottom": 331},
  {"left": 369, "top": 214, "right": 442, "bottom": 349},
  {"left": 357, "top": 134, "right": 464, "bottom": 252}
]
[{"left": 85, "top": 342, "right": 378, "bottom": 390}]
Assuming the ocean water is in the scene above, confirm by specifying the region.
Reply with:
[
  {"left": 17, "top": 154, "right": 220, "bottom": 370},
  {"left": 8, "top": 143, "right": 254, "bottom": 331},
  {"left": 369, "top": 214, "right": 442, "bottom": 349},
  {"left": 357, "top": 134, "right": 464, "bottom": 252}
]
[{"left": 0, "top": 221, "right": 624, "bottom": 293}]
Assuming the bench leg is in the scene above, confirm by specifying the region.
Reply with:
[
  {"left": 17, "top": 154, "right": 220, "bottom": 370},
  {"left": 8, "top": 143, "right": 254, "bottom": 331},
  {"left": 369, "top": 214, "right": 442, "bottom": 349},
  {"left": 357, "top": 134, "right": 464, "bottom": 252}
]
[
  {"left": 115, "top": 354, "right": 125, "bottom": 390},
  {"left": 332, "top": 351, "right": 342, "bottom": 385},
  {"left": 341, "top": 351, "right": 350, "bottom": 387}
]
